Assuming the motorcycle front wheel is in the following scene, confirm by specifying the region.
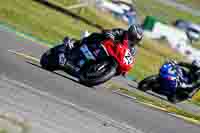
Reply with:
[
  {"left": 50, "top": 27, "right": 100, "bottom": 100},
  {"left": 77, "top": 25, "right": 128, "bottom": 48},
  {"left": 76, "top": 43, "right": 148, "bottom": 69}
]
[
  {"left": 138, "top": 75, "right": 159, "bottom": 92},
  {"left": 79, "top": 57, "right": 117, "bottom": 87}
]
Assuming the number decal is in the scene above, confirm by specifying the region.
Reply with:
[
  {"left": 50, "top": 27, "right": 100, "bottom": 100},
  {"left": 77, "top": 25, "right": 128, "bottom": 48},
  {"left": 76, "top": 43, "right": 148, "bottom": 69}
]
[
  {"left": 59, "top": 53, "right": 66, "bottom": 66},
  {"left": 80, "top": 44, "right": 95, "bottom": 60},
  {"left": 124, "top": 50, "right": 133, "bottom": 65}
]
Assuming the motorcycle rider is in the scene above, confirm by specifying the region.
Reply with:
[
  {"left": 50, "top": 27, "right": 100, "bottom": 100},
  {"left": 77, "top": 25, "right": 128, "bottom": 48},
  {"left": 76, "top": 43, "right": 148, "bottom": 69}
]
[
  {"left": 160, "top": 60, "right": 200, "bottom": 103},
  {"left": 64, "top": 24, "right": 143, "bottom": 52},
  {"left": 63, "top": 24, "right": 144, "bottom": 75}
]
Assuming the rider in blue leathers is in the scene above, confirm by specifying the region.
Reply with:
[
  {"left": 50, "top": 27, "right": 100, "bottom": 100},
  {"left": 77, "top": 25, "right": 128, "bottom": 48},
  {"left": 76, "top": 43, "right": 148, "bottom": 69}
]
[{"left": 159, "top": 60, "right": 200, "bottom": 102}]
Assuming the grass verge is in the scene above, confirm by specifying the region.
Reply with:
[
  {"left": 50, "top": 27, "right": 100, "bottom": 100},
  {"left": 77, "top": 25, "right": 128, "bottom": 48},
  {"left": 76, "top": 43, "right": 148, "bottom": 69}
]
[
  {"left": 0, "top": 129, "right": 7, "bottom": 133},
  {"left": 0, "top": 0, "right": 101, "bottom": 44},
  {"left": 0, "top": 0, "right": 126, "bottom": 45},
  {"left": 128, "top": 38, "right": 183, "bottom": 80}
]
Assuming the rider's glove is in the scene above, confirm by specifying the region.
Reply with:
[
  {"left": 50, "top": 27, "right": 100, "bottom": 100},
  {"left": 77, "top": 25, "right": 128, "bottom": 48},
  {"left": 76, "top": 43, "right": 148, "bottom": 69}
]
[
  {"left": 63, "top": 37, "right": 75, "bottom": 50},
  {"left": 130, "top": 47, "right": 136, "bottom": 56},
  {"left": 104, "top": 32, "right": 115, "bottom": 41},
  {"left": 179, "top": 82, "right": 193, "bottom": 89},
  {"left": 103, "top": 31, "right": 122, "bottom": 44}
]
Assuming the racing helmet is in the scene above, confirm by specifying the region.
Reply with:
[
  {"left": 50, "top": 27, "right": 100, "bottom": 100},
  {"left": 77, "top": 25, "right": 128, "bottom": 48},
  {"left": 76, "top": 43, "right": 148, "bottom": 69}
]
[
  {"left": 159, "top": 62, "right": 179, "bottom": 92},
  {"left": 127, "top": 24, "right": 144, "bottom": 46}
]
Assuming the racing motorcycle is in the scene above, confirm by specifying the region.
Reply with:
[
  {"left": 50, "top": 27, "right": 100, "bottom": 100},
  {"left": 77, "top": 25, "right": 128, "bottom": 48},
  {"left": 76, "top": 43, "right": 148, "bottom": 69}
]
[
  {"left": 138, "top": 61, "right": 200, "bottom": 103},
  {"left": 40, "top": 38, "right": 134, "bottom": 87}
]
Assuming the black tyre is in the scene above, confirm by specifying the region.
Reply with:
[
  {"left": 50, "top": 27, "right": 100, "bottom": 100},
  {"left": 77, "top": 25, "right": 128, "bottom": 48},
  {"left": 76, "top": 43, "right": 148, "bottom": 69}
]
[
  {"left": 79, "top": 57, "right": 117, "bottom": 87},
  {"left": 40, "top": 49, "right": 59, "bottom": 71},
  {"left": 138, "top": 75, "right": 159, "bottom": 92},
  {"left": 168, "top": 89, "right": 190, "bottom": 104}
]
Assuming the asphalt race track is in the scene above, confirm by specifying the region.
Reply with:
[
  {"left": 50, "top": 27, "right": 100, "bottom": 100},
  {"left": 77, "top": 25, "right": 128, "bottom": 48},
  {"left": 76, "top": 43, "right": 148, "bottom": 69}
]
[{"left": 0, "top": 28, "right": 200, "bottom": 133}]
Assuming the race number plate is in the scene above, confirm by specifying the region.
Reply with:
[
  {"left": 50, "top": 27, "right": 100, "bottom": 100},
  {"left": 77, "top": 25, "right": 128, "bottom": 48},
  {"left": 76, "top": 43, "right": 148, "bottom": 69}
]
[
  {"left": 59, "top": 53, "right": 66, "bottom": 66},
  {"left": 124, "top": 50, "right": 133, "bottom": 65}
]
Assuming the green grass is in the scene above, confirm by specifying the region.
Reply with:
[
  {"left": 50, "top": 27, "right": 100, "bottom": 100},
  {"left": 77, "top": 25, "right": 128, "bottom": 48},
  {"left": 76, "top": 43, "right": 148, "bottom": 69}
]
[
  {"left": 48, "top": 0, "right": 77, "bottom": 6},
  {"left": 0, "top": 129, "right": 7, "bottom": 133},
  {"left": 134, "top": 0, "right": 200, "bottom": 24},
  {"left": 129, "top": 38, "right": 183, "bottom": 80},
  {"left": 175, "top": 0, "right": 200, "bottom": 10},
  {"left": 0, "top": 0, "right": 127, "bottom": 44},
  {"left": 0, "top": 0, "right": 125, "bottom": 45},
  {"left": 193, "top": 90, "right": 200, "bottom": 102},
  {"left": 48, "top": 0, "right": 127, "bottom": 29},
  {"left": 190, "top": 100, "right": 200, "bottom": 107},
  {"left": 0, "top": 0, "right": 93, "bottom": 44}
]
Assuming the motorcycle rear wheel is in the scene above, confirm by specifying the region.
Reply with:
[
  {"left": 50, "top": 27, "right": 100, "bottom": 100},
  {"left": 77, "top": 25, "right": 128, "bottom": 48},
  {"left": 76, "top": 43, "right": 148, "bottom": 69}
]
[
  {"left": 40, "top": 49, "right": 59, "bottom": 71},
  {"left": 79, "top": 57, "right": 117, "bottom": 87}
]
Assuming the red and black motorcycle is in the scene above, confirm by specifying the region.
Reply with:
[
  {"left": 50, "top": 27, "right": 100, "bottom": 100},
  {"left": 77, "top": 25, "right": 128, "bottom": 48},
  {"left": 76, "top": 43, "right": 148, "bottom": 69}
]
[{"left": 40, "top": 38, "right": 134, "bottom": 86}]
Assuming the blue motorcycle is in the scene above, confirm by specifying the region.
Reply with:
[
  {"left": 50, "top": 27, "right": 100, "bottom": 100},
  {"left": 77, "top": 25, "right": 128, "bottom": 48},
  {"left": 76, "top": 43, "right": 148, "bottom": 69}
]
[{"left": 138, "top": 60, "right": 200, "bottom": 103}]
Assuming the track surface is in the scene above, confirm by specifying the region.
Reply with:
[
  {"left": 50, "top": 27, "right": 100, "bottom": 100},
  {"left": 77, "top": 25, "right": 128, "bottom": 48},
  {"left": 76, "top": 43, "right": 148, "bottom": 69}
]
[{"left": 0, "top": 29, "right": 200, "bottom": 133}]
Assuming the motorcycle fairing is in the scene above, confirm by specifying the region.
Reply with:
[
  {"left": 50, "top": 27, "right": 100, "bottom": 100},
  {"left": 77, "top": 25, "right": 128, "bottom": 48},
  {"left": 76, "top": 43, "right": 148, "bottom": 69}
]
[
  {"left": 101, "top": 39, "right": 134, "bottom": 73},
  {"left": 80, "top": 44, "right": 96, "bottom": 60}
]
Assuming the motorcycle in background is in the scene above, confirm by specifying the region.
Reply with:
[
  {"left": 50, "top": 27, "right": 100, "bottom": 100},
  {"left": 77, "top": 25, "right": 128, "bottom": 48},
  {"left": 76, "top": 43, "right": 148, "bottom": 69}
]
[{"left": 138, "top": 61, "right": 200, "bottom": 103}]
